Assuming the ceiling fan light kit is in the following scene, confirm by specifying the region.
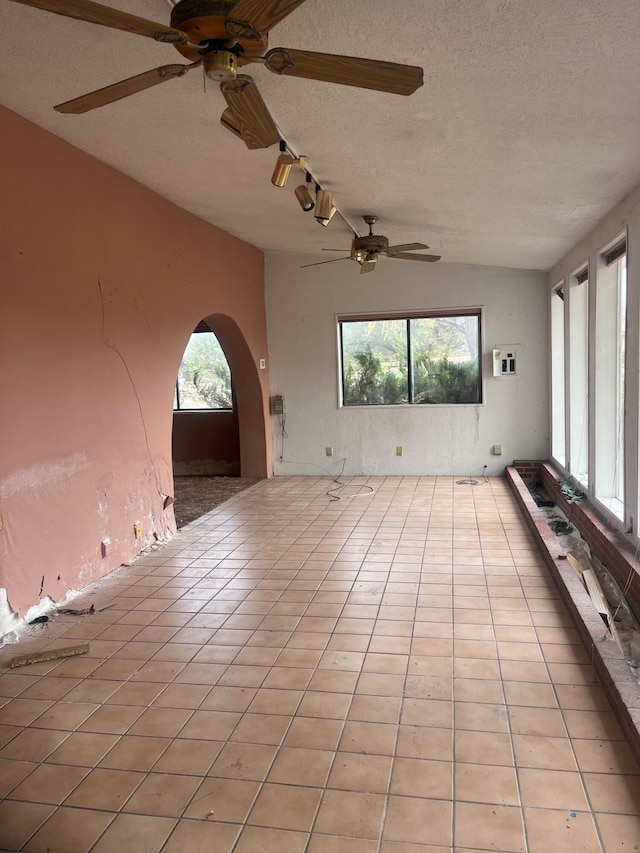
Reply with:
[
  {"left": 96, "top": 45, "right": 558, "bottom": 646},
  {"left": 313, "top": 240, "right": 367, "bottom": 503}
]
[{"left": 203, "top": 49, "right": 237, "bottom": 81}]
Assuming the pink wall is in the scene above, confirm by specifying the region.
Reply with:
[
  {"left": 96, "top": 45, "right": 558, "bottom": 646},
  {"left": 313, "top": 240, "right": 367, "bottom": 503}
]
[
  {"left": 0, "top": 106, "right": 272, "bottom": 617},
  {"left": 172, "top": 411, "right": 241, "bottom": 474}
]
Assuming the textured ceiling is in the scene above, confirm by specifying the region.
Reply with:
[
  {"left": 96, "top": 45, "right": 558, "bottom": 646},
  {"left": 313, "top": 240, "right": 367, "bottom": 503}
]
[{"left": 2, "top": 0, "right": 640, "bottom": 270}]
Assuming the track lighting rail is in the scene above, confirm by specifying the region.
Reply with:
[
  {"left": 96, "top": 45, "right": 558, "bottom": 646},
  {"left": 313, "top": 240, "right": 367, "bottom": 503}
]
[{"left": 273, "top": 134, "right": 360, "bottom": 237}]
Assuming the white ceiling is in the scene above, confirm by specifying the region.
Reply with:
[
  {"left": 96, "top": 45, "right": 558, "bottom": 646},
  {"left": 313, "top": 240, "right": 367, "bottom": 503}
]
[{"left": 2, "top": 0, "right": 640, "bottom": 270}]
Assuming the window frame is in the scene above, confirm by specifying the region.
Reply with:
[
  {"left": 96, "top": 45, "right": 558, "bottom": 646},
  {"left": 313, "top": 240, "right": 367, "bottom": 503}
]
[
  {"left": 173, "top": 324, "right": 233, "bottom": 412},
  {"left": 567, "top": 263, "right": 590, "bottom": 488},
  {"left": 550, "top": 280, "right": 566, "bottom": 468},
  {"left": 337, "top": 308, "right": 483, "bottom": 408},
  {"left": 594, "top": 237, "right": 627, "bottom": 520}
]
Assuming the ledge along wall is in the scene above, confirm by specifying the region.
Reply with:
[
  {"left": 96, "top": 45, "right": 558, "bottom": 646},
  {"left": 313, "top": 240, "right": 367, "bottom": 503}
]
[{"left": 0, "top": 106, "right": 272, "bottom": 622}]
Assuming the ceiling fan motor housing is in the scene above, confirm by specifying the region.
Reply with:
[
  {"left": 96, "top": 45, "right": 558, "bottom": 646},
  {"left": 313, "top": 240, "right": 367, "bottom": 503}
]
[
  {"left": 170, "top": 0, "right": 269, "bottom": 62},
  {"left": 353, "top": 234, "right": 389, "bottom": 255},
  {"left": 171, "top": 0, "right": 237, "bottom": 29}
]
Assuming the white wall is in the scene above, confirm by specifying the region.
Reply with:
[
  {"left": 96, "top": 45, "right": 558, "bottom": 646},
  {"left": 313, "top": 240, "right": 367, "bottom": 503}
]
[{"left": 265, "top": 254, "right": 549, "bottom": 476}]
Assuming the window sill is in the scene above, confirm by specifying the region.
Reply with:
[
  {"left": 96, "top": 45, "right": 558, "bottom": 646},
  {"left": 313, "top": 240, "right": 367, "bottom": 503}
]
[{"left": 339, "top": 402, "right": 485, "bottom": 410}]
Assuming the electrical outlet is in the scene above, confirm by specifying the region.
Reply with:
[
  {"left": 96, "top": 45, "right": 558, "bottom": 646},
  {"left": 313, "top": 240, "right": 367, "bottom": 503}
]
[
  {"left": 134, "top": 522, "right": 142, "bottom": 540},
  {"left": 493, "top": 444, "right": 502, "bottom": 455},
  {"left": 325, "top": 447, "right": 333, "bottom": 457},
  {"left": 259, "top": 358, "right": 266, "bottom": 369},
  {"left": 396, "top": 446, "right": 403, "bottom": 457}
]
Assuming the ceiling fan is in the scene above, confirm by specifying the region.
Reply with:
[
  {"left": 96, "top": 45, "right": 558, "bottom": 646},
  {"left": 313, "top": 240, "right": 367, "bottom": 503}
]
[
  {"left": 7, "top": 0, "right": 424, "bottom": 150},
  {"left": 303, "top": 215, "right": 441, "bottom": 274}
]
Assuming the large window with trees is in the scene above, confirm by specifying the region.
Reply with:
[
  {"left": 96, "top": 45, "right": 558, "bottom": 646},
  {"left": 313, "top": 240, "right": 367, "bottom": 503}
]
[
  {"left": 173, "top": 324, "right": 232, "bottom": 410},
  {"left": 339, "top": 310, "right": 481, "bottom": 406}
]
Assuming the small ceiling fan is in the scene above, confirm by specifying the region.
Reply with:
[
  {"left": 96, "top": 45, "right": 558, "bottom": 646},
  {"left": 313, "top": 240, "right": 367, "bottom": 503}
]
[
  {"left": 303, "top": 215, "right": 441, "bottom": 274},
  {"left": 7, "top": 0, "right": 424, "bottom": 150}
]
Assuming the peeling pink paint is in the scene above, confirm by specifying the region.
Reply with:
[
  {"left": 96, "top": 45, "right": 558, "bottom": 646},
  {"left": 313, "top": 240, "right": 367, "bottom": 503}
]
[{"left": 0, "top": 106, "right": 272, "bottom": 618}]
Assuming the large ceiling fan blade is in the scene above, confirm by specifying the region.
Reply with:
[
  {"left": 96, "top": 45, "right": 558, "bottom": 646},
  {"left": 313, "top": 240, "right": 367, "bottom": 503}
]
[
  {"left": 388, "top": 252, "right": 442, "bottom": 263},
  {"left": 262, "top": 48, "right": 423, "bottom": 95},
  {"left": 54, "top": 64, "right": 195, "bottom": 113},
  {"left": 228, "top": 0, "right": 306, "bottom": 34},
  {"left": 387, "top": 242, "right": 429, "bottom": 254},
  {"left": 301, "top": 257, "right": 350, "bottom": 268},
  {"left": 220, "top": 75, "right": 280, "bottom": 150},
  {"left": 7, "top": 0, "right": 188, "bottom": 43}
]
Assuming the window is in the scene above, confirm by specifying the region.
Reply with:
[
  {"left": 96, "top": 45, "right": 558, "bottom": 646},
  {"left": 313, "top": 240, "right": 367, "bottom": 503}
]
[
  {"left": 551, "top": 282, "right": 566, "bottom": 466},
  {"left": 339, "top": 311, "right": 481, "bottom": 406},
  {"left": 568, "top": 266, "right": 589, "bottom": 487},
  {"left": 595, "top": 239, "right": 627, "bottom": 517},
  {"left": 173, "top": 323, "right": 232, "bottom": 410}
]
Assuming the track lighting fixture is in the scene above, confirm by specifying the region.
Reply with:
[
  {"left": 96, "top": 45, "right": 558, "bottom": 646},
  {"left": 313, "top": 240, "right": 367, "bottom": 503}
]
[
  {"left": 272, "top": 155, "right": 295, "bottom": 188},
  {"left": 270, "top": 134, "right": 353, "bottom": 232},
  {"left": 318, "top": 205, "right": 336, "bottom": 226},
  {"left": 294, "top": 173, "right": 315, "bottom": 212},
  {"left": 314, "top": 188, "right": 334, "bottom": 222},
  {"left": 272, "top": 140, "right": 309, "bottom": 188}
]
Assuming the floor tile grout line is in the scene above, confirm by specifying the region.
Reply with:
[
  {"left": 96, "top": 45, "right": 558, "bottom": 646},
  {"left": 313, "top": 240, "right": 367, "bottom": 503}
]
[
  {"left": 527, "top": 624, "right": 609, "bottom": 850},
  {"left": 1, "top": 477, "right": 638, "bottom": 851},
  {"left": 165, "top": 477, "right": 396, "bottom": 850},
  {"left": 491, "top": 477, "right": 607, "bottom": 853},
  {"left": 380, "top": 474, "right": 432, "bottom": 853},
  {"left": 482, "top": 477, "right": 530, "bottom": 853}
]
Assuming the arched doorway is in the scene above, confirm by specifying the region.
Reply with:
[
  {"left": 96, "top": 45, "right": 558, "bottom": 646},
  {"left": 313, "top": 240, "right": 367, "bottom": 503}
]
[{"left": 171, "top": 313, "right": 270, "bottom": 480}]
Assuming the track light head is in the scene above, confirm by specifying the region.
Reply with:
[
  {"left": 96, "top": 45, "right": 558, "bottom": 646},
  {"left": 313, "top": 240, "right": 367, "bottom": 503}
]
[
  {"left": 318, "top": 206, "right": 336, "bottom": 227},
  {"left": 294, "top": 184, "right": 315, "bottom": 212},
  {"left": 271, "top": 144, "right": 309, "bottom": 188},
  {"left": 314, "top": 189, "right": 334, "bottom": 222},
  {"left": 271, "top": 153, "right": 296, "bottom": 187}
]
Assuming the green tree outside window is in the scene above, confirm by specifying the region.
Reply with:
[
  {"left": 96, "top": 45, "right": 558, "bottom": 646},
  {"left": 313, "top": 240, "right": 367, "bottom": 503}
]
[
  {"left": 174, "top": 330, "right": 233, "bottom": 410},
  {"left": 341, "top": 314, "right": 481, "bottom": 406}
]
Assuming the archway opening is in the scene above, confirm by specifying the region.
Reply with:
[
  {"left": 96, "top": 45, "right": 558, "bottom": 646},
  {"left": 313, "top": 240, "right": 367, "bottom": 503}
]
[
  {"left": 170, "top": 314, "right": 270, "bottom": 515},
  {"left": 172, "top": 319, "right": 241, "bottom": 477}
]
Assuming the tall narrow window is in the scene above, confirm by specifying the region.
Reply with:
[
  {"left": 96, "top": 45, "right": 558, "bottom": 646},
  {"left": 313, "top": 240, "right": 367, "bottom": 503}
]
[
  {"left": 595, "top": 240, "right": 627, "bottom": 517},
  {"left": 569, "top": 266, "right": 589, "bottom": 487},
  {"left": 174, "top": 323, "right": 232, "bottom": 410},
  {"left": 551, "top": 282, "right": 566, "bottom": 467}
]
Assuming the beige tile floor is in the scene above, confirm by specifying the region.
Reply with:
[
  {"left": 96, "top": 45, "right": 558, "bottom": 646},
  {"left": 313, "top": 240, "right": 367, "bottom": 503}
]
[{"left": 1, "top": 475, "right": 639, "bottom": 852}]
